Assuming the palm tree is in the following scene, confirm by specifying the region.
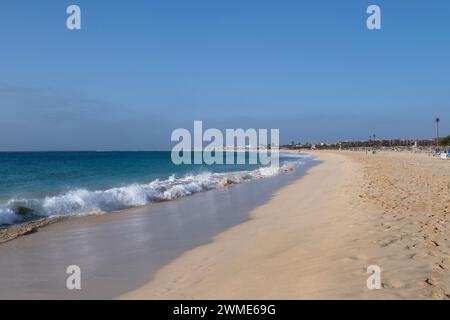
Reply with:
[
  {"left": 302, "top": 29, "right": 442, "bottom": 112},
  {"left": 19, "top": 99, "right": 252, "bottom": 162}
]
[{"left": 436, "top": 117, "right": 440, "bottom": 147}]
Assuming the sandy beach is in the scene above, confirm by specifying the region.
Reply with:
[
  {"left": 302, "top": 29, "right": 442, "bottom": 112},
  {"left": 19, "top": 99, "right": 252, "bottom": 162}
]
[{"left": 122, "top": 151, "right": 450, "bottom": 300}]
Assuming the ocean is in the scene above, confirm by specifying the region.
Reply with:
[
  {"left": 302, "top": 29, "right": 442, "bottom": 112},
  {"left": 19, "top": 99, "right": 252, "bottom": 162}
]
[{"left": 0, "top": 151, "right": 312, "bottom": 226}]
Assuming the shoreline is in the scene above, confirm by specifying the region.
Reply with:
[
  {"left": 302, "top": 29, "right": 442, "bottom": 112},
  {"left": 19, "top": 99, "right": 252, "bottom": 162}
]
[
  {"left": 120, "top": 151, "right": 360, "bottom": 299},
  {"left": 121, "top": 151, "right": 450, "bottom": 299},
  {"left": 0, "top": 159, "right": 316, "bottom": 299},
  {"left": 0, "top": 216, "right": 68, "bottom": 245}
]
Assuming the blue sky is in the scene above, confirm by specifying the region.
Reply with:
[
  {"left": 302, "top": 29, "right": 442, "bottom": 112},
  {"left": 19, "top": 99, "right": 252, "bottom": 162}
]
[{"left": 0, "top": 0, "right": 449, "bottom": 150}]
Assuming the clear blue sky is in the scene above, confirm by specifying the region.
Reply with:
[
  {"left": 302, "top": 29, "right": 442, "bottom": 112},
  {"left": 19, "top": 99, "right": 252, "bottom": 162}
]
[{"left": 0, "top": 0, "right": 449, "bottom": 150}]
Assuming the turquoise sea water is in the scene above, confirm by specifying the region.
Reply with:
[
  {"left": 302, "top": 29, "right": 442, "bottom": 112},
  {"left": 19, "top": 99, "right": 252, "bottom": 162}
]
[{"left": 0, "top": 151, "right": 312, "bottom": 226}]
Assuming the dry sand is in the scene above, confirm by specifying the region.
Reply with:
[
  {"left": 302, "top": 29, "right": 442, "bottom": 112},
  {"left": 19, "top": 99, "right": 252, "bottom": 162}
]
[{"left": 121, "top": 151, "right": 450, "bottom": 300}]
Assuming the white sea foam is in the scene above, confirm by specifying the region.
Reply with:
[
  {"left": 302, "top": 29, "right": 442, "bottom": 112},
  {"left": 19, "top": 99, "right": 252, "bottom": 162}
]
[
  {"left": 0, "top": 154, "right": 312, "bottom": 226},
  {"left": 0, "top": 207, "right": 18, "bottom": 226}
]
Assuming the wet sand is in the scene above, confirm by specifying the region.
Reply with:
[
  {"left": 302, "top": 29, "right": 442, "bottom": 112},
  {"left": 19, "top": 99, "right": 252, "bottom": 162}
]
[{"left": 0, "top": 160, "right": 317, "bottom": 299}]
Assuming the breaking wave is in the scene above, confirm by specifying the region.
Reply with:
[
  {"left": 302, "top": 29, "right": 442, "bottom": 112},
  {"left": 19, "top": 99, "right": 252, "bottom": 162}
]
[{"left": 0, "top": 155, "right": 311, "bottom": 226}]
